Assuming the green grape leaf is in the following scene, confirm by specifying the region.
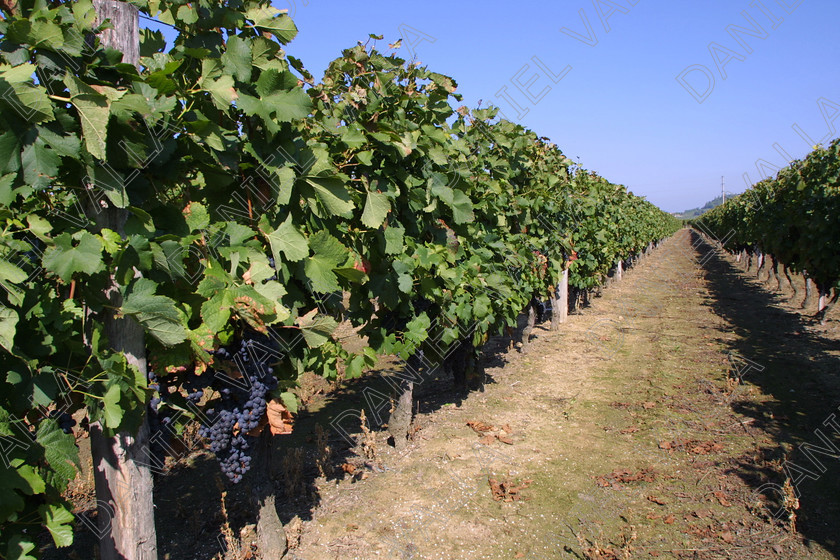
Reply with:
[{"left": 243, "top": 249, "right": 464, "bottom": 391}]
[
  {"left": 176, "top": 4, "right": 198, "bottom": 24},
  {"left": 252, "top": 281, "right": 290, "bottom": 322},
  {"left": 334, "top": 267, "right": 366, "bottom": 283},
  {"left": 21, "top": 138, "right": 60, "bottom": 189},
  {"left": 279, "top": 391, "right": 298, "bottom": 414},
  {"left": 255, "top": 68, "right": 296, "bottom": 97},
  {"left": 340, "top": 126, "right": 366, "bottom": 149},
  {"left": 361, "top": 190, "right": 390, "bottom": 228},
  {"left": 0, "top": 258, "right": 27, "bottom": 285},
  {"left": 305, "top": 176, "right": 353, "bottom": 218},
  {"left": 42, "top": 232, "right": 105, "bottom": 282},
  {"left": 0, "top": 305, "right": 18, "bottom": 352},
  {"left": 295, "top": 308, "right": 338, "bottom": 348},
  {"left": 265, "top": 216, "right": 309, "bottom": 263},
  {"left": 12, "top": 463, "right": 46, "bottom": 496},
  {"left": 0, "top": 173, "right": 15, "bottom": 207},
  {"left": 121, "top": 278, "right": 188, "bottom": 346},
  {"left": 222, "top": 36, "right": 252, "bottom": 82},
  {"left": 0, "top": 130, "right": 21, "bottom": 175},
  {"left": 344, "top": 353, "right": 366, "bottom": 379},
  {"left": 384, "top": 225, "right": 405, "bottom": 254},
  {"left": 0, "top": 63, "right": 55, "bottom": 124},
  {"left": 245, "top": 6, "right": 298, "bottom": 44},
  {"left": 201, "top": 291, "right": 233, "bottom": 333},
  {"left": 397, "top": 273, "right": 413, "bottom": 293},
  {"left": 203, "top": 75, "right": 238, "bottom": 110},
  {"left": 184, "top": 201, "right": 210, "bottom": 232},
  {"left": 264, "top": 88, "right": 312, "bottom": 122},
  {"left": 355, "top": 150, "right": 374, "bottom": 165},
  {"left": 3, "top": 534, "right": 38, "bottom": 560},
  {"left": 432, "top": 185, "right": 474, "bottom": 224},
  {"left": 68, "top": 86, "right": 110, "bottom": 160},
  {"left": 102, "top": 384, "right": 123, "bottom": 429},
  {"left": 304, "top": 231, "right": 348, "bottom": 292},
  {"left": 39, "top": 503, "right": 75, "bottom": 548}
]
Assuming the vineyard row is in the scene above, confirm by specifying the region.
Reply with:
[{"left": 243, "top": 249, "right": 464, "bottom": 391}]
[{"left": 0, "top": 1, "right": 680, "bottom": 558}]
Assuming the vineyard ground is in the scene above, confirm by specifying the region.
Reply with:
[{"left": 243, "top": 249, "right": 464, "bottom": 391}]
[{"left": 45, "top": 230, "right": 840, "bottom": 560}]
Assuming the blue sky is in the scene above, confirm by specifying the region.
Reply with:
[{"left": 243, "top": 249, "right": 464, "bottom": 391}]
[{"left": 157, "top": 0, "right": 840, "bottom": 212}]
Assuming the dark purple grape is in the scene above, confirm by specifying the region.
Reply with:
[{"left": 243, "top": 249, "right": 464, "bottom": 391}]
[{"left": 52, "top": 412, "right": 76, "bottom": 434}]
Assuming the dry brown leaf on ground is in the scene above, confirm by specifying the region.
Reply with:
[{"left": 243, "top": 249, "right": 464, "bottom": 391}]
[
  {"left": 719, "top": 530, "right": 735, "bottom": 543},
  {"left": 596, "top": 468, "right": 657, "bottom": 488},
  {"left": 496, "top": 435, "right": 514, "bottom": 445},
  {"left": 647, "top": 495, "right": 667, "bottom": 505},
  {"left": 467, "top": 420, "right": 494, "bottom": 434},
  {"left": 690, "top": 441, "right": 724, "bottom": 454},
  {"left": 478, "top": 434, "right": 496, "bottom": 445},
  {"left": 267, "top": 399, "right": 294, "bottom": 435},
  {"left": 713, "top": 491, "right": 732, "bottom": 507},
  {"left": 659, "top": 439, "right": 723, "bottom": 454},
  {"left": 488, "top": 477, "right": 532, "bottom": 502},
  {"left": 579, "top": 543, "right": 625, "bottom": 560},
  {"left": 620, "top": 426, "right": 639, "bottom": 434}
]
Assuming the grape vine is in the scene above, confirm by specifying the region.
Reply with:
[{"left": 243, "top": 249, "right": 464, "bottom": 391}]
[
  {"left": 698, "top": 138, "right": 840, "bottom": 322},
  {"left": 0, "top": 0, "right": 679, "bottom": 556}
]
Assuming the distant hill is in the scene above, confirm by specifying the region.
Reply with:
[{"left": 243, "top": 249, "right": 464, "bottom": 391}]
[{"left": 674, "top": 196, "right": 724, "bottom": 219}]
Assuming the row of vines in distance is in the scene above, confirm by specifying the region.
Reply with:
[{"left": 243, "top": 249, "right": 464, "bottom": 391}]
[
  {"left": 0, "top": 0, "right": 681, "bottom": 557},
  {"left": 697, "top": 139, "right": 840, "bottom": 323}
]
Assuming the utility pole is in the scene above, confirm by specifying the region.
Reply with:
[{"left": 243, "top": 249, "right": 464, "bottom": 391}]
[{"left": 721, "top": 176, "right": 725, "bottom": 204}]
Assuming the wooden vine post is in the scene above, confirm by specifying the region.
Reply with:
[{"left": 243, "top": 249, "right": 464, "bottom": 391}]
[
  {"left": 87, "top": 2, "right": 158, "bottom": 559},
  {"left": 551, "top": 265, "right": 569, "bottom": 330}
]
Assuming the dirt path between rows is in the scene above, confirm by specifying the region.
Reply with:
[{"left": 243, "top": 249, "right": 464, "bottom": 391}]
[{"left": 282, "top": 229, "right": 840, "bottom": 560}]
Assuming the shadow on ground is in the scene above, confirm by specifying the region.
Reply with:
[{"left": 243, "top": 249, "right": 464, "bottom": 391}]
[{"left": 694, "top": 230, "right": 840, "bottom": 558}]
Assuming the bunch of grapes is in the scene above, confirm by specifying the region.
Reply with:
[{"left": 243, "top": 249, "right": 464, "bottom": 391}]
[
  {"left": 199, "top": 333, "right": 279, "bottom": 483},
  {"left": 48, "top": 410, "right": 76, "bottom": 434}
]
